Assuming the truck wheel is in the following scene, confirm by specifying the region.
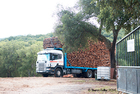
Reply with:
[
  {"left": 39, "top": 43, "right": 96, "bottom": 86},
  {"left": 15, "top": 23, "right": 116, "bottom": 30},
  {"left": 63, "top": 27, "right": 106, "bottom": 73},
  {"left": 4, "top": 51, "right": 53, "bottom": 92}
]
[
  {"left": 93, "top": 70, "right": 97, "bottom": 78},
  {"left": 54, "top": 68, "right": 63, "bottom": 77},
  {"left": 42, "top": 74, "right": 48, "bottom": 77},
  {"left": 85, "top": 70, "right": 93, "bottom": 78}
]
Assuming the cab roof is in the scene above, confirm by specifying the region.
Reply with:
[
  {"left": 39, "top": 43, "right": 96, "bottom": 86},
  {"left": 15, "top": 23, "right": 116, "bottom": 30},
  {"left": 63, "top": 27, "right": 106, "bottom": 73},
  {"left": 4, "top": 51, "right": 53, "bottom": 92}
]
[{"left": 37, "top": 49, "right": 63, "bottom": 55}]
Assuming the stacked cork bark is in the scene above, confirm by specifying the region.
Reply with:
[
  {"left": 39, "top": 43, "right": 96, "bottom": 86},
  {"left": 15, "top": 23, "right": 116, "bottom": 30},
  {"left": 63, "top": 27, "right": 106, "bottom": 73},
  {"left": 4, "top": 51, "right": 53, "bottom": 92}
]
[
  {"left": 43, "top": 37, "right": 63, "bottom": 49},
  {"left": 43, "top": 37, "right": 110, "bottom": 68},
  {"left": 67, "top": 41, "right": 110, "bottom": 68}
]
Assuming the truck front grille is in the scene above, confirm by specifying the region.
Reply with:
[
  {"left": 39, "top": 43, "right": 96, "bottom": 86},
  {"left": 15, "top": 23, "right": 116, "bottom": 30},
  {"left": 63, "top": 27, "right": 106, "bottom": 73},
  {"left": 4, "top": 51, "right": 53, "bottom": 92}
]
[{"left": 39, "top": 63, "right": 45, "bottom": 71}]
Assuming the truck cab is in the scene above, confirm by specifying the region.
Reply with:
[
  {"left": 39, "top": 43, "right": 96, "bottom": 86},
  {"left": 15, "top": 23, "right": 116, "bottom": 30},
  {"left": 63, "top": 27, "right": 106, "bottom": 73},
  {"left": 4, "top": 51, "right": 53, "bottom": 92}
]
[{"left": 36, "top": 48, "right": 64, "bottom": 77}]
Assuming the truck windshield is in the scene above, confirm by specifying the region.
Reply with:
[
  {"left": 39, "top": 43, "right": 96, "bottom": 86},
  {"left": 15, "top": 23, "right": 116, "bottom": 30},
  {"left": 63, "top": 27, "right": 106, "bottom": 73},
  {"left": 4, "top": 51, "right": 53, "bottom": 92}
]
[{"left": 37, "top": 53, "right": 49, "bottom": 61}]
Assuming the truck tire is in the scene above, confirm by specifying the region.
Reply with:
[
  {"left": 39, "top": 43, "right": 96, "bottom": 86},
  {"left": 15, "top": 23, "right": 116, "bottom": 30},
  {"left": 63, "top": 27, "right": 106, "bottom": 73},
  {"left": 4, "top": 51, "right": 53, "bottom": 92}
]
[
  {"left": 85, "top": 70, "right": 93, "bottom": 78},
  {"left": 54, "top": 68, "right": 63, "bottom": 77},
  {"left": 42, "top": 74, "right": 48, "bottom": 77},
  {"left": 93, "top": 70, "right": 97, "bottom": 78}
]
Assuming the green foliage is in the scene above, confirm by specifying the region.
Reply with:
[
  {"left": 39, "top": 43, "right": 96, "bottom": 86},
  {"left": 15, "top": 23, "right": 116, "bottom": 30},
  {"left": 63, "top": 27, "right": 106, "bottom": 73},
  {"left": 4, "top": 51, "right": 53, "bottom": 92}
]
[
  {"left": 55, "top": 10, "right": 99, "bottom": 52},
  {"left": 102, "top": 29, "right": 125, "bottom": 42},
  {"left": 104, "top": 0, "right": 140, "bottom": 30},
  {"left": 1, "top": 33, "right": 53, "bottom": 42},
  {"left": 0, "top": 40, "right": 42, "bottom": 77},
  {"left": 0, "top": 33, "right": 53, "bottom": 77},
  {"left": 80, "top": 0, "right": 140, "bottom": 32}
]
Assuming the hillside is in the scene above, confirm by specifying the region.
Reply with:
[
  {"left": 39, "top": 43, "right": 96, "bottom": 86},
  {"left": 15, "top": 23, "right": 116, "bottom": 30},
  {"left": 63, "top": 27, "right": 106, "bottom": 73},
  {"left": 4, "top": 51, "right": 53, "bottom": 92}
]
[
  {"left": 0, "top": 38, "right": 5, "bottom": 41},
  {"left": 0, "top": 33, "right": 53, "bottom": 42},
  {"left": 0, "top": 33, "right": 53, "bottom": 77}
]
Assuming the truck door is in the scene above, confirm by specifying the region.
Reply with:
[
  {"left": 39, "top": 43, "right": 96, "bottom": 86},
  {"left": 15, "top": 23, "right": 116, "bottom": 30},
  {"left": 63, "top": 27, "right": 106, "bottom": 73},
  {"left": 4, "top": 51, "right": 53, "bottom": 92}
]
[{"left": 50, "top": 53, "right": 63, "bottom": 67}]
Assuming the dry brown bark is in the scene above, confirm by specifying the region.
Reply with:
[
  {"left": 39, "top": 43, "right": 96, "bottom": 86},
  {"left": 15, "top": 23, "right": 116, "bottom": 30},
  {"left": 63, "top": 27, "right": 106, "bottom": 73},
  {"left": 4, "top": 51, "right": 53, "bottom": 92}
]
[
  {"left": 43, "top": 37, "right": 63, "bottom": 49},
  {"left": 67, "top": 41, "right": 110, "bottom": 68},
  {"left": 43, "top": 38, "right": 110, "bottom": 68}
]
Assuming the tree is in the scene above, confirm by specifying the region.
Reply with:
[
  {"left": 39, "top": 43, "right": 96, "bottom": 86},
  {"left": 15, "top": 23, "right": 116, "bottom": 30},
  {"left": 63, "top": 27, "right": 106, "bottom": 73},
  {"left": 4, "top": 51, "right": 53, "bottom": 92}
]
[
  {"left": 79, "top": 0, "right": 140, "bottom": 69},
  {"left": 0, "top": 41, "right": 22, "bottom": 77},
  {"left": 0, "top": 33, "right": 53, "bottom": 77},
  {"left": 0, "top": 40, "right": 43, "bottom": 77},
  {"left": 55, "top": 10, "right": 99, "bottom": 52},
  {"left": 1, "top": 33, "right": 54, "bottom": 42},
  {"left": 55, "top": 0, "right": 140, "bottom": 78},
  {"left": 17, "top": 42, "right": 42, "bottom": 77}
]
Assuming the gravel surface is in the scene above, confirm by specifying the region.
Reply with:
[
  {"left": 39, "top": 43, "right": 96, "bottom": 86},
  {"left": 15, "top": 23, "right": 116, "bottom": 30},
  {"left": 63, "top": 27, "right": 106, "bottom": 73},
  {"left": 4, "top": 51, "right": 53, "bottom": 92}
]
[{"left": 0, "top": 77, "right": 118, "bottom": 94}]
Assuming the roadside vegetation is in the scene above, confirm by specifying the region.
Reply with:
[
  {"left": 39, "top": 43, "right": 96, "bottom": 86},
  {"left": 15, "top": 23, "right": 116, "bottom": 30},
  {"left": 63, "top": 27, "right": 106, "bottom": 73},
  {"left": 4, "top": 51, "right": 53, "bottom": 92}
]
[{"left": 0, "top": 33, "right": 53, "bottom": 77}]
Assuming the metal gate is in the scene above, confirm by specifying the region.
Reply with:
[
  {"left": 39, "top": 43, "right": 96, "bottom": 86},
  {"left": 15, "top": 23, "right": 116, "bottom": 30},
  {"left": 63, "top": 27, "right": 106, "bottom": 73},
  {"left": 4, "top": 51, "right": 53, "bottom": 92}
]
[{"left": 116, "top": 26, "right": 140, "bottom": 94}]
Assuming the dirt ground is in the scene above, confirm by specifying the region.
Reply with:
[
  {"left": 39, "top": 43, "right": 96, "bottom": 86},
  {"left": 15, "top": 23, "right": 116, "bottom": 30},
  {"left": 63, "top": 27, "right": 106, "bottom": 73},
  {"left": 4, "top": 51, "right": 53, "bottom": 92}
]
[{"left": 0, "top": 76, "right": 118, "bottom": 94}]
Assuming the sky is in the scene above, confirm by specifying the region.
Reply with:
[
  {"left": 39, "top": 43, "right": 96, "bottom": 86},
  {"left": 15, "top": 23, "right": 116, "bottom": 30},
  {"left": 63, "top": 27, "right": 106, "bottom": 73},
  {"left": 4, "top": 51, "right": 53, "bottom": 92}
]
[{"left": 0, "top": 0, "right": 78, "bottom": 38}]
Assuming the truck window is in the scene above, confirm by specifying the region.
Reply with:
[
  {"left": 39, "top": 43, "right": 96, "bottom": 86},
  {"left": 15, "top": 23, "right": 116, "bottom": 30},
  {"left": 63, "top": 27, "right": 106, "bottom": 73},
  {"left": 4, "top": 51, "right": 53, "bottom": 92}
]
[
  {"left": 50, "top": 53, "right": 62, "bottom": 60},
  {"left": 37, "top": 53, "right": 49, "bottom": 61}
]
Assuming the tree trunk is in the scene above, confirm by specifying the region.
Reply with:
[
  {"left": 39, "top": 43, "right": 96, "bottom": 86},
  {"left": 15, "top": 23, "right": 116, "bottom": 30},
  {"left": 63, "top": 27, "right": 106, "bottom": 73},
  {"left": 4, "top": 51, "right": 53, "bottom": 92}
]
[
  {"left": 109, "top": 45, "right": 116, "bottom": 79},
  {"left": 110, "top": 49, "right": 115, "bottom": 67},
  {"left": 110, "top": 29, "right": 119, "bottom": 79}
]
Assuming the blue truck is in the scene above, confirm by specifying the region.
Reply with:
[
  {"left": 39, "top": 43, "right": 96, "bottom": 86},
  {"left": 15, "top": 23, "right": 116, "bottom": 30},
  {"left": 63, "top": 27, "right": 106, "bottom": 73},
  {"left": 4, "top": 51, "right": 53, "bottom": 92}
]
[{"left": 36, "top": 48, "right": 97, "bottom": 78}]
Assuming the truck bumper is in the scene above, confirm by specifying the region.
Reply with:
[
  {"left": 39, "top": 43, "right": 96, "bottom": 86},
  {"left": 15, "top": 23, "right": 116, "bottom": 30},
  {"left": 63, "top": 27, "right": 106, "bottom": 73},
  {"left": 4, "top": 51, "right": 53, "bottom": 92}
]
[{"left": 36, "top": 68, "right": 54, "bottom": 74}]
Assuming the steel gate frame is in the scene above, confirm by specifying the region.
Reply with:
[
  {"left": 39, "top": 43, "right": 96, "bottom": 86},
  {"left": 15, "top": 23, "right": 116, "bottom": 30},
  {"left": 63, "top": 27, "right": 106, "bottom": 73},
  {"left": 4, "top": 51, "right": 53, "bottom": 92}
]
[{"left": 116, "top": 26, "right": 140, "bottom": 94}]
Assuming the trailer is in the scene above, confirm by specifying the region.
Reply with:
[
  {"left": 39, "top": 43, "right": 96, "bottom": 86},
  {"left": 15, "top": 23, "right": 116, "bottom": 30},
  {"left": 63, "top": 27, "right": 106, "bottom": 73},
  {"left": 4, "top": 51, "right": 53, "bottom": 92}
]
[
  {"left": 36, "top": 48, "right": 97, "bottom": 78},
  {"left": 116, "top": 26, "right": 140, "bottom": 94}
]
